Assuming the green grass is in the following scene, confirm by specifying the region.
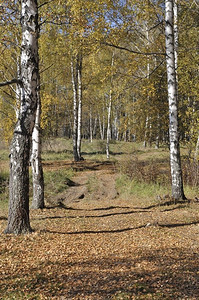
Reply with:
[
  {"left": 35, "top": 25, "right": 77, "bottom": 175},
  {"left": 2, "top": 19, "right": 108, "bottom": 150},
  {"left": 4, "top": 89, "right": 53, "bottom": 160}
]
[
  {"left": 86, "top": 175, "right": 99, "bottom": 193},
  {"left": 0, "top": 169, "right": 9, "bottom": 210},
  {"left": 0, "top": 149, "right": 9, "bottom": 161},
  {"left": 42, "top": 150, "right": 73, "bottom": 161},
  {"left": 42, "top": 137, "right": 73, "bottom": 161},
  {"left": 44, "top": 168, "right": 74, "bottom": 200},
  {"left": 116, "top": 174, "right": 168, "bottom": 202}
]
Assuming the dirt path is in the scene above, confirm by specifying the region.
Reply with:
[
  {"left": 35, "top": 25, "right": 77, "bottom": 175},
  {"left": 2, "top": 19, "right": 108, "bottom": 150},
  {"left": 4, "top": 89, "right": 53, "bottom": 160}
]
[{"left": 46, "top": 160, "right": 119, "bottom": 207}]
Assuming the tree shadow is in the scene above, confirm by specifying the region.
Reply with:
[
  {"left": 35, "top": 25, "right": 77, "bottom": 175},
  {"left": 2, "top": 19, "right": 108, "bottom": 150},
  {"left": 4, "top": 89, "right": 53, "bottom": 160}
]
[
  {"left": 81, "top": 151, "right": 125, "bottom": 156},
  {"left": 35, "top": 209, "right": 150, "bottom": 221},
  {"left": 44, "top": 204, "right": 131, "bottom": 211},
  {"left": 44, "top": 198, "right": 190, "bottom": 213},
  {"left": 134, "top": 199, "right": 191, "bottom": 210},
  {"left": 38, "top": 219, "right": 199, "bottom": 235},
  {"left": 41, "top": 225, "right": 145, "bottom": 235},
  {"left": 71, "top": 160, "right": 116, "bottom": 171}
]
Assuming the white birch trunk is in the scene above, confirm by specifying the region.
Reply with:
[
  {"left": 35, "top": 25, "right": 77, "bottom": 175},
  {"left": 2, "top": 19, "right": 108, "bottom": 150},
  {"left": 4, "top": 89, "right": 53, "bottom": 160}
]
[
  {"left": 143, "top": 116, "right": 149, "bottom": 148},
  {"left": 106, "top": 91, "right": 112, "bottom": 159},
  {"left": 5, "top": 0, "right": 39, "bottom": 234},
  {"left": 71, "top": 58, "right": 78, "bottom": 161},
  {"left": 77, "top": 55, "right": 82, "bottom": 160},
  {"left": 165, "top": 0, "right": 185, "bottom": 200},
  {"left": 89, "top": 108, "right": 93, "bottom": 143},
  {"left": 98, "top": 115, "right": 104, "bottom": 140},
  {"left": 93, "top": 117, "right": 97, "bottom": 138},
  {"left": 106, "top": 53, "right": 114, "bottom": 159},
  {"left": 31, "top": 97, "right": 44, "bottom": 209},
  {"left": 155, "top": 114, "right": 160, "bottom": 149},
  {"left": 143, "top": 25, "right": 150, "bottom": 148},
  {"left": 173, "top": 0, "right": 178, "bottom": 74},
  {"left": 194, "top": 134, "right": 199, "bottom": 161}
]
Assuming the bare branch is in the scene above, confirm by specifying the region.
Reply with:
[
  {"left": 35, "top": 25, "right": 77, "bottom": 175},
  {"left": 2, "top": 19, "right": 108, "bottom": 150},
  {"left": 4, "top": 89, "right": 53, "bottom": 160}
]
[
  {"left": 38, "top": 0, "right": 56, "bottom": 9},
  {"left": 103, "top": 42, "right": 166, "bottom": 56},
  {"left": 40, "top": 63, "right": 54, "bottom": 74},
  {"left": 0, "top": 79, "right": 22, "bottom": 87}
]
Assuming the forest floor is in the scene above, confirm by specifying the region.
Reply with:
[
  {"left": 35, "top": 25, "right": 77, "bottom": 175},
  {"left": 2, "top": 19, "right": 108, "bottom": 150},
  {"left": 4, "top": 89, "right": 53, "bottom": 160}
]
[{"left": 1, "top": 159, "right": 199, "bottom": 299}]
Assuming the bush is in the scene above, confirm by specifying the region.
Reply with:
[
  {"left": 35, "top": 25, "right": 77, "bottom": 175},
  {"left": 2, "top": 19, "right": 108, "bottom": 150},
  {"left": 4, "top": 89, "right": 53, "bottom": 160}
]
[
  {"left": 0, "top": 171, "right": 9, "bottom": 194},
  {"left": 183, "top": 159, "right": 199, "bottom": 187},
  {"left": 117, "top": 156, "right": 170, "bottom": 186},
  {"left": 44, "top": 168, "right": 74, "bottom": 199}
]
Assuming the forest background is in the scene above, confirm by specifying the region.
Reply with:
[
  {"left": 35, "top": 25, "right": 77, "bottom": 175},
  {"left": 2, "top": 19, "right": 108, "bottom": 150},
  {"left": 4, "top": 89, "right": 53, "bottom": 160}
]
[{"left": 0, "top": 0, "right": 198, "bottom": 152}]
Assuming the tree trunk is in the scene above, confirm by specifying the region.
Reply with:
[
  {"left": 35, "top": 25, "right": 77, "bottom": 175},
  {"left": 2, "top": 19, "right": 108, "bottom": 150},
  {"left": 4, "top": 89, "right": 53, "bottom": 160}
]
[
  {"left": 106, "top": 91, "right": 112, "bottom": 159},
  {"left": 106, "top": 53, "right": 114, "bottom": 159},
  {"left": 89, "top": 107, "right": 93, "bottom": 143},
  {"left": 155, "top": 114, "right": 160, "bottom": 149},
  {"left": 143, "top": 116, "right": 149, "bottom": 148},
  {"left": 31, "top": 98, "right": 44, "bottom": 209},
  {"left": 173, "top": 0, "right": 178, "bottom": 74},
  {"left": 98, "top": 115, "right": 104, "bottom": 140},
  {"left": 194, "top": 133, "right": 199, "bottom": 161},
  {"left": 77, "top": 54, "right": 82, "bottom": 160},
  {"left": 71, "top": 58, "right": 78, "bottom": 161},
  {"left": 5, "top": 0, "right": 39, "bottom": 234},
  {"left": 165, "top": 0, "right": 185, "bottom": 200},
  {"left": 31, "top": 30, "right": 44, "bottom": 209}
]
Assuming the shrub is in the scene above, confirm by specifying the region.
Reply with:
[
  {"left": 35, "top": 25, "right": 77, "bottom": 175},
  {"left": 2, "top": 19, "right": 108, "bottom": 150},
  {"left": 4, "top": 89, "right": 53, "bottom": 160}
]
[
  {"left": 0, "top": 171, "right": 9, "bottom": 194},
  {"left": 117, "top": 155, "right": 170, "bottom": 186},
  {"left": 182, "top": 159, "right": 199, "bottom": 187}
]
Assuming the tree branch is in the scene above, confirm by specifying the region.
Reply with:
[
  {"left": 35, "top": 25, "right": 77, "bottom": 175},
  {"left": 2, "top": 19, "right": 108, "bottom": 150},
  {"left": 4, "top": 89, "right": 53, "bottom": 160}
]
[
  {"left": 102, "top": 42, "right": 166, "bottom": 56},
  {"left": 40, "top": 63, "right": 54, "bottom": 74},
  {"left": 0, "top": 79, "right": 22, "bottom": 87},
  {"left": 38, "top": 0, "right": 56, "bottom": 9}
]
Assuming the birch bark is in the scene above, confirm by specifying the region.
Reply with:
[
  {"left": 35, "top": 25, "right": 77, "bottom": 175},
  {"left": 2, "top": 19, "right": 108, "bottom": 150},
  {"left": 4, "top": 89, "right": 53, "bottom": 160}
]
[
  {"left": 31, "top": 97, "right": 44, "bottom": 209},
  {"left": 71, "top": 58, "right": 78, "bottom": 161},
  {"left": 77, "top": 54, "right": 82, "bottom": 160},
  {"left": 106, "top": 91, "right": 112, "bottom": 159},
  {"left": 165, "top": 0, "right": 185, "bottom": 200},
  {"left": 89, "top": 107, "right": 93, "bottom": 143},
  {"left": 5, "top": 0, "right": 39, "bottom": 234},
  {"left": 194, "top": 134, "right": 199, "bottom": 161},
  {"left": 106, "top": 53, "right": 114, "bottom": 159}
]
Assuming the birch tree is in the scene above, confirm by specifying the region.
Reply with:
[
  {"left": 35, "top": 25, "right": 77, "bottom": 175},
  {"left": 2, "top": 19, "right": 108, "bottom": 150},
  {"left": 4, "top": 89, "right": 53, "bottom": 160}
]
[
  {"left": 5, "top": 0, "right": 40, "bottom": 234},
  {"left": 106, "top": 52, "right": 114, "bottom": 159},
  {"left": 71, "top": 55, "right": 80, "bottom": 161},
  {"left": 77, "top": 54, "right": 83, "bottom": 160},
  {"left": 31, "top": 95, "right": 44, "bottom": 209},
  {"left": 165, "top": 0, "right": 185, "bottom": 200}
]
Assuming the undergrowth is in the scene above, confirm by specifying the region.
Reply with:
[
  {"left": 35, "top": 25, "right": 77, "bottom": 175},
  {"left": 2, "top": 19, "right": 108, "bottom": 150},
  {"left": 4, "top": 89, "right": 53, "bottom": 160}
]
[
  {"left": 117, "top": 155, "right": 199, "bottom": 200},
  {"left": 116, "top": 174, "right": 168, "bottom": 201},
  {"left": 44, "top": 168, "right": 74, "bottom": 200},
  {"left": 0, "top": 170, "right": 9, "bottom": 209}
]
